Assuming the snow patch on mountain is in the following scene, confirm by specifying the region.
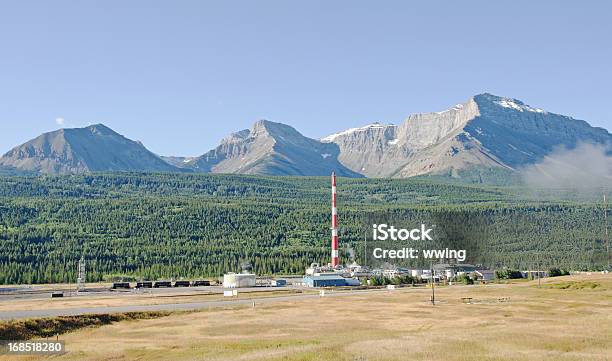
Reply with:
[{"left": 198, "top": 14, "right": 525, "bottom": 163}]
[
  {"left": 496, "top": 99, "right": 545, "bottom": 113},
  {"left": 321, "top": 123, "right": 392, "bottom": 143},
  {"left": 436, "top": 104, "right": 465, "bottom": 114}
]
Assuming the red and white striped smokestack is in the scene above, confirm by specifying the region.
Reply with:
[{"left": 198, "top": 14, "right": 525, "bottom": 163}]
[{"left": 331, "top": 171, "right": 339, "bottom": 267}]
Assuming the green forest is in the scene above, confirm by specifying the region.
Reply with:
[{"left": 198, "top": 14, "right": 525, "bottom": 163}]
[{"left": 0, "top": 172, "right": 609, "bottom": 284}]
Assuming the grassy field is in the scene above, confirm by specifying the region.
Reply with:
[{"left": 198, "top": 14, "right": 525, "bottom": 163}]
[
  {"left": 2, "top": 274, "right": 611, "bottom": 361},
  {"left": 0, "top": 288, "right": 310, "bottom": 313}
]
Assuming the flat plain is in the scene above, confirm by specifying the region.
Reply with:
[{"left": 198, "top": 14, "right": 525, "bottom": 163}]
[{"left": 1, "top": 274, "right": 610, "bottom": 361}]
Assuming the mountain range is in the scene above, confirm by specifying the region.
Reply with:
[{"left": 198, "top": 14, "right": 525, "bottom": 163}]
[
  {"left": 0, "top": 124, "right": 178, "bottom": 174},
  {"left": 1, "top": 93, "right": 610, "bottom": 180}
]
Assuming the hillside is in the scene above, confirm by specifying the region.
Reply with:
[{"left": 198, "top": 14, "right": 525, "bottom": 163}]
[
  {"left": 1, "top": 94, "right": 609, "bottom": 180},
  {"left": 0, "top": 124, "right": 180, "bottom": 174},
  {"left": 0, "top": 172, "right": 608, "bottom": 284},
  {"left": 321, "top": 93, "right": 611, "bottom": 178},
  {"left": 183, "top": 120, "right": 361, "bottom": 177}
]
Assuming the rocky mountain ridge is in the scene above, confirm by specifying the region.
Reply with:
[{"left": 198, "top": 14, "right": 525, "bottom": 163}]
[
  {"left": 0, "top": 124, "right": 180, "bottom": 174},
  {"left": 182, "top": 119, "right": 360, "bottom": 177},
  {"left": 2, "top": 93, "right": 610, "bottom": 178},
  {"left": 320, "top": 93, "right": 610, "bottom": 177}
]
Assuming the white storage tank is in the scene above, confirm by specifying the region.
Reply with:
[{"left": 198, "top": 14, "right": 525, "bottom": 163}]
[{"left": 223, "top": 272, "right": 256, "bottom": 288}]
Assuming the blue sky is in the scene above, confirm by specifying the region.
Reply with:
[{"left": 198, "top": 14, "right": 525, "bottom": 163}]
[{"left": 1, "top": 1, "right": 610, "bottom": 156}]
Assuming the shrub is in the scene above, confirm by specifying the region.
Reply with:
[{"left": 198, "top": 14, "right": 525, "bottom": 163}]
[
  {"left": 456, "top": 273, "right": 474, "bottom": 285},
  {"left": 548, "top": 268, "right": 571, "bottom": 277},
  {"left": 0, "top": 311, "right": 171, "bottom": 340},
  {"left": 495, "top": 269, "right": 523, "bottom": 280}
]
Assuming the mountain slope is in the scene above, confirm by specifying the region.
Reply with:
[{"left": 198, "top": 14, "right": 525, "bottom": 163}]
[
  {"left": 0, "top": 124, "right": 180, "bottom": 174},
  {"left": 160, "top": 156, "right": 196, "bottom": 167},
  {"left": 1, "top": 94, "right": 609, "bottom": 179},
  {"left": 185, "top": 120, "right": 361, "bottom": 177},
  {"left": 322, "top": 93, "right": 611, "bottom": 178}
]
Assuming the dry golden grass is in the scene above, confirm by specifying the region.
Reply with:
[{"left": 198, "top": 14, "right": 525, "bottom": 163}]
[
  {"left": 0, "top": 311, "right": 173, "bottom": 341},
  {"left": 0, "top": 289, "right": 309, "bottom": 312},
  {"left": 2, "top": 274, "right": 611, "bottom": 361}
]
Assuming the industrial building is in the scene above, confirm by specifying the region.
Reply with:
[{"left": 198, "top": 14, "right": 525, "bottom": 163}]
[
  {"left": 301, "top": 173, "right": 363, "bottom": 287},
  {"left": 521, "top": 270, "right": 548, "bottom": 279},
  {"left": 433, "top": 263, "right": 477, "bottom": 279},
  {"left": 347, "top": 262, "right": 371, "bottom": 278},
  {"left": 475, "top": 270, "right": 495, "bottom": 281},
  {"left": 303, "top": 274, "right": 361, "bottom": 287},
  {"left": 271, "top": 279, "right": 286, "bottom": 287},
  {"left": 223, "top": 272, "right": 256, "bottom": 288}
]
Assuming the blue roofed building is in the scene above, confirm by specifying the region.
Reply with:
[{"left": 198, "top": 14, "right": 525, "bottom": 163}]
[{"left": 303, "top": 274, "right": 360, "bottom": 287}]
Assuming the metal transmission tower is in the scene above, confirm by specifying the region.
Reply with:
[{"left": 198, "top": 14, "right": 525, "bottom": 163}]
[
  {"left": 605, "top": 194, "right": 610, "bottom": 270},
  {"left": 77, "top": 256, "right": 86, "bottom": 292}
]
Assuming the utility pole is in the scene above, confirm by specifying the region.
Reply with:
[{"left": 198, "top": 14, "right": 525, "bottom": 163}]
[
  {"left": 364, "top": 229, "right": 367, "bottom": 267},
  {"left": 430, "top": 261, "right": 435, "bottom": 306},
  {"left": 605, "top": 194, "right": 609, "bottom": 270},
  {"left": 537, "top": 257, "right": 541, "bottom": 288}
]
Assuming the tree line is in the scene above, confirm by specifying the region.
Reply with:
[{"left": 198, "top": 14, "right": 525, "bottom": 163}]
[{"left": 0, "top": 172, "right": 608, "bottom": 284}]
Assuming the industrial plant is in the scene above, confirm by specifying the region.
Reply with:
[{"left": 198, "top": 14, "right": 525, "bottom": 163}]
[
  {"left": 95, "top": 172, "right": 499, "bottom": 293},
  {"left": 215, "top": 171, "right": 497, "bottom": 290}
]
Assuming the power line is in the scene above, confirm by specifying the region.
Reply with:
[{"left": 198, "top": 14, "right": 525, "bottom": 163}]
[{"left": 77, "top": 256, "right": 85, "bottom": 292}]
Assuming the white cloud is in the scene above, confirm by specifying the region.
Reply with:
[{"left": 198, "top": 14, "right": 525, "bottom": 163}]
[
  {"left": 521, "top": 142, "right": 612, "bottom": 200},
  {"left": 55, "top": 117, "right": 65, "bottom": 126}
]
